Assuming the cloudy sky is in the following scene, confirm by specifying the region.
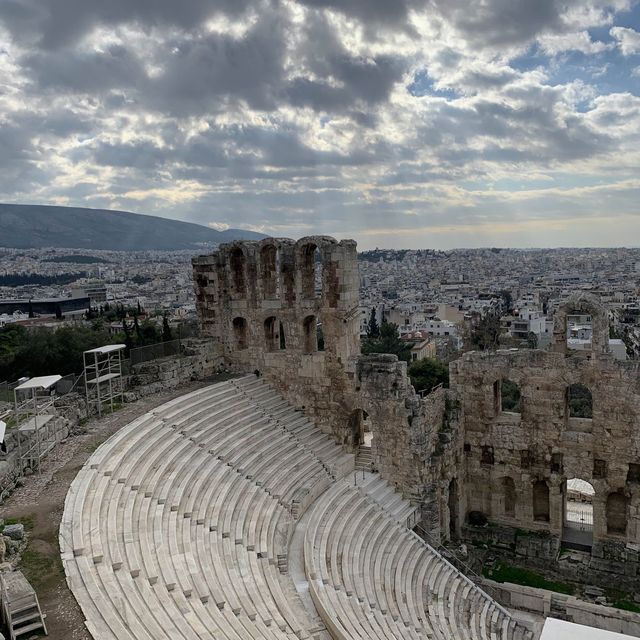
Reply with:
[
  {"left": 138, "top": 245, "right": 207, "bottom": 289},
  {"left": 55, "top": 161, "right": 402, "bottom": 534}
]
[{"left": 1, "top": 0, "right": 640, "bottom": 249}]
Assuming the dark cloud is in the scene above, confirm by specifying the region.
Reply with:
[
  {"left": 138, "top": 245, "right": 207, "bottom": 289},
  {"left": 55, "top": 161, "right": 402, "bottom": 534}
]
[
  {"left": 146, "top": 17, "right": 286, "bottom": 114},
  {"left": 429, "top": 0, "right": 562, "bottom": 47},
  {"left": 295, "top": 0, "right": 420, "bottom": 27},
  {"left": 91, "top": 141, "right": 168, "bottom": 169},
  {"left": 23, "top": 43, "right": 145, "bottom": 93},
  {"left": 0, "top": 0, "right": 257, "bottom": 49},
  {"left": 0, "top": 0, "right": 637, "bottom": 245}
]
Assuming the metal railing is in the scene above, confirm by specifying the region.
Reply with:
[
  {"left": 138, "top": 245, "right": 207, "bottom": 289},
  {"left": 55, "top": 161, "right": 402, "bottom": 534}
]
[
  {"left": 55, "top": 373, "right": 85, "bottom": 396},
  {"left": 130, "top": 339, "right": 182, "bottom": 367},
  {"left": 413, "top": 523, "right": 510, "bottom": 615}
]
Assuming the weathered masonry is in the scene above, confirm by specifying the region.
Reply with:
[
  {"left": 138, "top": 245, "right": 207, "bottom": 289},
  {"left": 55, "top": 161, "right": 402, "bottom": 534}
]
[
  {"left": 192, "top": 236, "right": 361, "bottom": 442},
  {"left": 448, "top": 293, "right": 640, "bottom": 587},
  {"left": 194, "top": 242, "right": 640, "bottom": 588}
]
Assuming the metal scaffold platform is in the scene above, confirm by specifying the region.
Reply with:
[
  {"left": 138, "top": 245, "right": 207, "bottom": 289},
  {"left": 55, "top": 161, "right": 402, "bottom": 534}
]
[
  {"left": 13, "top": 375, "right": 63, "bottom": 476},
  {"left": 83, "top": 344, "right": 125, "bottom": 416}
]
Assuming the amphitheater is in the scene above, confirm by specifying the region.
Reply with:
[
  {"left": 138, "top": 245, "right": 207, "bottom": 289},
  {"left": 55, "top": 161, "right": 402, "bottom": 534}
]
[
  {"left": 60, "top": 374, "right": 531, "bottom": 639},
  {"left": 58, "top": 235, "right": 640, "bottom": 639}
]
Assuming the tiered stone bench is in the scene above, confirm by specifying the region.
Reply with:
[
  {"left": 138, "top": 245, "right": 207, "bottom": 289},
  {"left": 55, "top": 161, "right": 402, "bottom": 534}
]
[
  {"left": 304, "top": 479, "right": 533, "bottom": 640},
  {"left": 61, "top": 376, "right": 351, "bottom": 640},
  {"left": 61, "top": 375, "right": 532, "bottom": 640}
]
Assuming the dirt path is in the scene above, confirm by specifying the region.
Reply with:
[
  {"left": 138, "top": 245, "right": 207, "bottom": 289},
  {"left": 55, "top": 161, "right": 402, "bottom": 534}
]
[{"left": 0, "top": 381, "right": 209, "bottom": 640}]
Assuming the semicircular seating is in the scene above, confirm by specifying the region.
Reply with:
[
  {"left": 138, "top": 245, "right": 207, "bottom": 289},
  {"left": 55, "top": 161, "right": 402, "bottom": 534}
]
[
  {"left": 61, "top": 375, "right": 533, "bottom": 640},
  {"left": 303, "top": 479, "right": 533, "bottom": 640}
]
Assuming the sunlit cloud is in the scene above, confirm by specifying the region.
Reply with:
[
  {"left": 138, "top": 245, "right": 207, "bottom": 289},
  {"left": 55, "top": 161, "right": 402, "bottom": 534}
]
[{"left": 0, "top": 0, "right": 638, "bottom": 248}]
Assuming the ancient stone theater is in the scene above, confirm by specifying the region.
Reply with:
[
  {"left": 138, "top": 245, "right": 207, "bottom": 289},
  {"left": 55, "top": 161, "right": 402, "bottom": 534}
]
[{"left": 59, "top": 235, "right": 640, "bottom": 639}]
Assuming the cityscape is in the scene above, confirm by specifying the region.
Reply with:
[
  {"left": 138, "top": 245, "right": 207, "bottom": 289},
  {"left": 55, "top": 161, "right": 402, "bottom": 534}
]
[{"left": 1, "top": 0, "right": 640, "bottom": 639}]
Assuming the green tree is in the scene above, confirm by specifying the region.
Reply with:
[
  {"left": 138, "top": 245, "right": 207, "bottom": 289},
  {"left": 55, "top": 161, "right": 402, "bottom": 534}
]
[
  {"left": 469, "top": 312, "right": 502, "bottom": 351},
  {"left": 501, "top": 379, "right": 521, "bottom": 412},
  {"left": 499, "top": 290, "right": 513, "bottom": 313},
  {"left": 162, "top": 315, "right": 173, "bottom": 342},
  {"left": 366, "top": 308, "right": 380, "bottom": 338},
  {"left": 526, "top": 331, "right": 538, "bottom": 349},
  {"left": 122, "top": 318, "right": 134, "bottom": 354},
  {"left": 408, "top": 358, "right": 449, "bottom": 393},
  {"left": 139, "top": 319, "right": 160, "bottom": 346},
  {"left": 361, "top": 321, "right": 411, "bottom": 362}
]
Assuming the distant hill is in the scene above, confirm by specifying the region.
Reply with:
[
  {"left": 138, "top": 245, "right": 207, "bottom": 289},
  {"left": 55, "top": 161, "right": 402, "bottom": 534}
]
[{"left": 0, "top": 204, "right": 266, "bottom": 251}]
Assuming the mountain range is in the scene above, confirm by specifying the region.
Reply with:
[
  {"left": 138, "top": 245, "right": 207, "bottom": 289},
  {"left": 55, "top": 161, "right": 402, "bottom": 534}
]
[{"left": 0, "top": 204, "right": 266, "bottom": 251}]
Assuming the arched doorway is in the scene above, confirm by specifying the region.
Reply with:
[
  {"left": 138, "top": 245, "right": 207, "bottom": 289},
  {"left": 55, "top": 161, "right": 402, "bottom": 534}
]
[
  {"left": 351, "top": 409, "right": 374, "bottom": 471},
  {"left": 562, "top": 478, "right": 594, "bottom": 551},
  {"left": 350, "top": 408, "right": 365, "bottom": 447}
]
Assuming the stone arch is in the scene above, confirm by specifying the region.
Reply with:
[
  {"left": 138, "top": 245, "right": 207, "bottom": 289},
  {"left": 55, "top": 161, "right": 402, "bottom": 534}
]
[
  {"left": 501, "top": 379, "right": 521, "bottom": 413},
  {"left": 229, "top": 247, "right": 246, "bottom": 298},
  {"left": 232, "top": 317, "right": 248, "bottom": 350},
  {"left": 533, "top": 480, "right": 550, "bottom": 522},
  {"left": 303, "top": 315, "right": 317, "bottom": 353},
  {"left": 502, "top": 477, "right": 516, "bottom": 517},
  {"left": 264, "top": 316, "right": 278, "bottom": 352},
  {"left": 300, "top": 242, "right": 320, "bottom": 299},
  {"left": 567, "top": 383, "right": 592, "bottom": 419},
  {"left": 260, "top": 244, "right": 278, "bottom": 299},
  {"left": 606, "top": 491, "right": 628, "bottom": 535},
  {"left": 552, "top": 292, "right": 609, "bottom": 355},
  {"left": 563, "top": 478, "right": 594, "bottom": 549}
]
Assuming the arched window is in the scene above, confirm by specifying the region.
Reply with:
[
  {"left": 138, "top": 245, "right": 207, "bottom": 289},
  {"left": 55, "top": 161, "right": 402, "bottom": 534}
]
[
  {"left": 502, "top": 477, "right": 516, "bottom": 517},
  {"left": 568, "top": 383, "right": 592, "bottom": 418},
  {"left": 260, "top": 245, "right": 278, "bottom": 299},
  {"left": 230, "top": 248, "right": 246, "bottom": 298},
  {"left": 301, "top": 243, "right": 320, "bottom": 299},
  {"left": 303, "top": 315, "right": 317, "bottom": 353},
  {"left": 232, "top": 317, "right": 247, "bottom": 351},
  {"left": 279, "top": 321, "right": 286, "bottom": 350},
  {"left": 533, "top": 480, "right": 550, "bottom": 522},
  {"left": 606, "top": 492, "right": 628, "bottom": 535},
  {"left": 501, "top": 379, "right": 521, "bottom": 413},
  {"left": 264, "top": 316, "right": 277, "bottom": 352}
]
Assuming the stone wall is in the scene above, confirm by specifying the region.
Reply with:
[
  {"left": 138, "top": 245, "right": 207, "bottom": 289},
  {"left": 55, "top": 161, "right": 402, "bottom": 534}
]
[
  {"left": 192, "top": 236, "right": 362, "bottom": 444},
  {"left": 450, "top": 293, "right": 640, "bottom": 585},
  {"left": 485, "top": 580, "right": 640, "bottom": 637},
  {"left": 192, "top": 242, "right": 640, "bottom": 590},
  {"left": 125, "top": 338, "right": 222, "bottom": 399},
  {"left": 355, "top": 354, "right": 464, "bottom": 540},
  {"left": 192, "top": 236, "right": 466, "bottom": 536}
]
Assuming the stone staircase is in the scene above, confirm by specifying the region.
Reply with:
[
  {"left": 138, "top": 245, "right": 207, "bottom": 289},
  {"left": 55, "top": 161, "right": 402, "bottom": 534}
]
[{"left": 355, "top": 444, "right": 373, "bottom": 472}]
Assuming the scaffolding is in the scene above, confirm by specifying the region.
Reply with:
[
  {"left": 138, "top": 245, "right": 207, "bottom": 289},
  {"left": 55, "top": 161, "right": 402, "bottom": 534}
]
[
  {"left": 14, "top": 375, "right": 63, "bottom": 475},
  {"left": 84, "top": 344, "right": 125, "bottom": 416}
]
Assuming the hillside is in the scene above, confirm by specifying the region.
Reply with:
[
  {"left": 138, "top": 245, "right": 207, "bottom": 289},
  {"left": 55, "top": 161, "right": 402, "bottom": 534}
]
[{"left": 0, "top": 204, "right": 266, "bottom": 251}]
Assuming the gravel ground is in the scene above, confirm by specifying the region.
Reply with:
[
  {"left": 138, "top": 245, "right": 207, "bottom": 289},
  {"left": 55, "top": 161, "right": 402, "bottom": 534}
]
[{"left": 0, "top": 381, "right": 209, "bottom": 640}]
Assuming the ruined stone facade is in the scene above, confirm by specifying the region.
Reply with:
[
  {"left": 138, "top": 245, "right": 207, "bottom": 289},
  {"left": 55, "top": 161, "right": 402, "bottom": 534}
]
[
  {"left": 447, "top": 293, "right": 640, "bottom": 587},
  {"left": 194, "top": 241, "right": 640, "bottom": 587},
  {"left": 192, "top": 237, "right": 361, "bottom": 441}
]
